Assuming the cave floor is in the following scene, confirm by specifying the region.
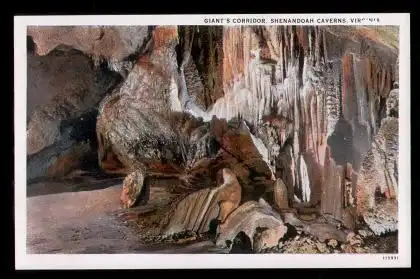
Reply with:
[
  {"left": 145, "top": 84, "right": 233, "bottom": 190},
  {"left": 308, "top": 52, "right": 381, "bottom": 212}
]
[
  {"left": 26, "top": 173, "right": 225, "bottom": 254},
  {"left": 25, "top": 172, "right": 398, "bottom": 254}
]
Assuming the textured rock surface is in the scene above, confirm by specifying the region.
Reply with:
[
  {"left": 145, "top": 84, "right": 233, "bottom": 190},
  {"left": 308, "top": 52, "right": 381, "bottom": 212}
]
[
  {"left": 95, "top": 26, "right": 212, "bottom": 178},
  {"left": 161, "top": 168, "right": 241, "bottom": 236},
  {"left": 27, "top": 26, "right": 153, "bottom": 74},
  {"left": 254, "top": 225, "right": 287, "bottom": 252},
  {"left": 120, "top": 170, "right": 146, "bottom": 209},
  {"left": 176, "top": 26, "right": 225, "bottom": 109},
  {"left": 27, "top": 47, "right": 121, "bottom": 155},
  {"left": 27, "top": 108, "right": 111, "bottom": 183},
  {"left": 356, "top": 88, "right": 399, "bottom": 235},
  {"left": 273, "top": 178, "right": 289, "bottom": 209},
  {"left": 27, "top": 141, "right": 91, "bottom": 182},
  {"left": 216, "top": 199, "right": 287, "bottom": 251},
  {"left": 26, "top": 45, "right": 122, "bottom": 184},
  {"left": 305, "top": 222, "right": 347, "bottom": 243},
  {"left": 163, "top": 187, "right": 221, "bottom": 235},
  {"left": 321, "top": 146, "right": 344, "bottom": 219}
]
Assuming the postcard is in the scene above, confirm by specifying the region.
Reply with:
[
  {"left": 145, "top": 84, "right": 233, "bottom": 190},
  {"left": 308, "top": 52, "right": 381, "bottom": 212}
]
[{"left": 14, "top": 13, "right": 411, "bottom": 269}]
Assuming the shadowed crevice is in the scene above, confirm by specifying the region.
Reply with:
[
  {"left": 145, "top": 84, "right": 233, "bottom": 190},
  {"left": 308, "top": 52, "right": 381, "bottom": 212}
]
[{"left": 327, "top": 119, "right": 354, "bottom": 166}]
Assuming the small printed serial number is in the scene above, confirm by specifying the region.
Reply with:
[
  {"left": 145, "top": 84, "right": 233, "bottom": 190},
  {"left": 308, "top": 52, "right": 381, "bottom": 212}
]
[{"left": 383, "top": 255, "right": 398, "bottom": 260}]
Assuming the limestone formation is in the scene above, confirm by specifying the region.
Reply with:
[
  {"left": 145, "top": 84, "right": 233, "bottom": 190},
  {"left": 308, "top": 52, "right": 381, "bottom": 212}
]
[
  {"left": 119, "top": 25, "right": 398, "bottom": 238},
  {"left": 362, "top": 199, "right": 398, "bottom": 236},
  {"left": 356, "top": 88, "right": 399, "bottom": 235},
  {"left": 95, "top": 25, "right": 398, "bottom": 222},
  {"left": 27, "top": 108, "right": 108, "bottom": 183},
  {"left": 27, "top": 140, "right": 91, "bottom": 183},
  {"left": 280, "top": 210, "right": 349, "bottom": 243},
  {"left": 26, "top": 45, "right": 121, "bottom": 183},
  {"left": 27, "top": 46, "right": 120, "bottom": 156},
  {"left": 187, "top": 26, "right": 398, "bottom": 215},
  {"left": 215, "top": 199, "right": 288, "bottom": 251},
  {"left": 273, "top": 178, "right": 289, "bottom": 209},
  {"left": 253, "top": 225, "right": 287, "bottom": 252},
  {"left": 305, "top": 223, "right": 347, "bottom": 243},
  {"left": 161, "top": 168, "right": 241, "bottom": 236},
  {"left": 120, "top": 170, "right": 146, "bottom": 209},
  {"left": 176, "top": 26, "right": 225, "bottom": 109},
  {"left": 27, "top": 26, "right": 153, "bottom": 76},
  {"left": 215, "top": 168, "right": 242, "bottom": 223}
]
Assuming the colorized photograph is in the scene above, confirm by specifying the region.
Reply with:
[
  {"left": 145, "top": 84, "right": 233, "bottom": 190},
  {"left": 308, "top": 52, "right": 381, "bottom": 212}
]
[{"left": 25, "top": 25, "right": 399, "bottom": 254}]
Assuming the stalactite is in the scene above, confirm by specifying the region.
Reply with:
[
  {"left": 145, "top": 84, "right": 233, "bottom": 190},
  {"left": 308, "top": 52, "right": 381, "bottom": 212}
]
[
  {"left": 322, "top": 29, "right": 329, "bottom": 64},
  {"left": 342, "top": 53, "right": 355, "bottom": 120},
  {"left": 299, "top": 155, "right": 311, "bottom": 203},
  {"left": 315, "top": 27, "right": 322, "bottom": 69},
  {"left": 171, "top": 25, "right": 398, "bottom": 213}
]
